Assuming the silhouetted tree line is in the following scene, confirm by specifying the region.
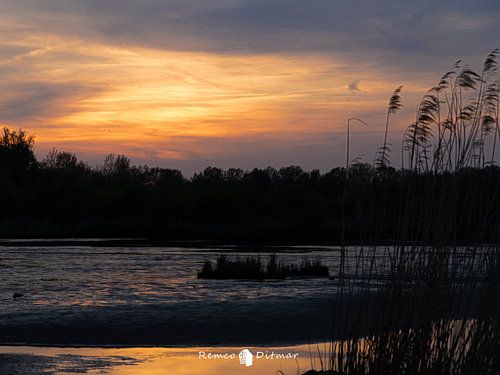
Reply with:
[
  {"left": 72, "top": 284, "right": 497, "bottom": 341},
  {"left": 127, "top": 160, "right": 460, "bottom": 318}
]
[{"left": 1, "top": 127, "right": 500, "bottom": 243}]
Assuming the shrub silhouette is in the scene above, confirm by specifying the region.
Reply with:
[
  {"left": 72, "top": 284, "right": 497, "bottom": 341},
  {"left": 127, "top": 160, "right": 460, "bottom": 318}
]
[{"left": 197, "top": 254, "right": 329, "bottom": 280}]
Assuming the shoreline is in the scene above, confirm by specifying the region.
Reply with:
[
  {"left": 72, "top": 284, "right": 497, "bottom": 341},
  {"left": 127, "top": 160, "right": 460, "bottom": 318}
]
[
  {"left": 1, "top": 237, "right": 497, "bottom": 248},
  {"left": 0, "top": 290, "right": 485, "bottom": 348},
  {"left": 0, "top": 340, "right": 325, "bottom": 349},
  {"left": 0, "top": 343, "right": 330, "bottom": 375},
  {"left": 0, "top": 297, "right": 335, "bottom": 348}
]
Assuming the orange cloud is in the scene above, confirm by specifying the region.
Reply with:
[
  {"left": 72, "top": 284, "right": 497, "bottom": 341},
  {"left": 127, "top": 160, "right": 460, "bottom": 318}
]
[{"left": 0, "top": 29, "right": 433, "bottom": 169}]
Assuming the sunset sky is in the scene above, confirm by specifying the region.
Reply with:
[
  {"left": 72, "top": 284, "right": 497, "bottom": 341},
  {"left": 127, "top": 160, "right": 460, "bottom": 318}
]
[{"left": 1, "top": 0, "right": 498, "bottom": 174}]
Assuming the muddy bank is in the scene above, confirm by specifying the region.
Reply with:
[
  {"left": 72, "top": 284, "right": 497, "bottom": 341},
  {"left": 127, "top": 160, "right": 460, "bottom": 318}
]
[{"left": 0, "top": 296, "right": 335, "bottom": 347}]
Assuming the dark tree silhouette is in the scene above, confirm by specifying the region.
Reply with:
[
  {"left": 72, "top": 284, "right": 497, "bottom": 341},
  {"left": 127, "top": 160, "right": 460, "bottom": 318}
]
[
  {"left": 0, "top": 128, "right": 499, "bottom": 244},
  {"left": 0, "top": 127, "right": 36, "bottom": 182}
]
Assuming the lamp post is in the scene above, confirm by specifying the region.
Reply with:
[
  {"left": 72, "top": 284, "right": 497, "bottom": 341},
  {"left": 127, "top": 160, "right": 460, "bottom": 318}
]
[{"left": 346, "top": 117, "right": 370, "bottom": 168}]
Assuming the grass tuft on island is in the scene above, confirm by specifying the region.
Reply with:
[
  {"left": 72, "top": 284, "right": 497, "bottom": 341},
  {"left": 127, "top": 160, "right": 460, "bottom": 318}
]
[{"left": 197, "top": 254, "right": 329, "bottom": 280}]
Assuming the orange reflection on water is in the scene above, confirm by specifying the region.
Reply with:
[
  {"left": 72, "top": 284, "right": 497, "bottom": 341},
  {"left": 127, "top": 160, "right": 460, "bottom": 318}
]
[{"left": 1, "top": 344, "right": 331, "bottom": 375}]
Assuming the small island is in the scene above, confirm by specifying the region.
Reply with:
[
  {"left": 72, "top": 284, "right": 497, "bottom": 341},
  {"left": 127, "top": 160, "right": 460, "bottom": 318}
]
[{"left": 197, "top": 254, "right": 329, "bottom": 280}]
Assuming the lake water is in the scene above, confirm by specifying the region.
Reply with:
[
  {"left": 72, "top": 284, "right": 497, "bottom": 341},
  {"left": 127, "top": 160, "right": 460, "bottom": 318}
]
[
  {"left": 2, "top": 242, "right": 382, "bottom": 346},
  {"left": 0, "top": 242, "right": 346, "bottom": 372},
  {"left": 0, "top": 244, "right": 347, "bottom": 310},
  {"left": 0, "top": 343, "right": 332, "bottom": 374},
  {"left": 0, "top": 242, "right": 494, "bottom": 373}
]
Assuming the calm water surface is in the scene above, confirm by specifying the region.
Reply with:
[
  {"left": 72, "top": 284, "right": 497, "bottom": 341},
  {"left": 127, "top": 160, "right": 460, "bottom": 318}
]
[
  {"left": 0, "top": 245, "right": 379, "bottom": 312},
  {"left": 0, "top": 343, "right": 331, "bottom": 374}
]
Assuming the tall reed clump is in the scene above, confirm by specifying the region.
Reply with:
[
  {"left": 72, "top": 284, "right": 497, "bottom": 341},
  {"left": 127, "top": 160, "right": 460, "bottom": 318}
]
[
  {"left": 300, "top": 247, "right": 499, "bottom": 375},
  {"left": 320, "top": 165, "right": 500, "bottom": 374},
  {"left": 301, "top": 50, "right": 500, "bottom": 375},
  {"left": 362, "top": 248, "right": 495, "bottom": 374},
  {"left": 402, "top": 49, "right": 500, "bottom": 172}
]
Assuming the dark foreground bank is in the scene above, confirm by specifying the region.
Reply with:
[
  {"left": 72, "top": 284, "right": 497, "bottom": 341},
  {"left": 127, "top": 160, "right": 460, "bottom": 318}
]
[
  {"left": 0, "top": 288, "right": 489, "bottom": 347},
  {"left": 0, "top": 297, "right": 334, "bottom": 347},
  {"left": 0, "top": 352, "right": 141, "bottom": 375}
]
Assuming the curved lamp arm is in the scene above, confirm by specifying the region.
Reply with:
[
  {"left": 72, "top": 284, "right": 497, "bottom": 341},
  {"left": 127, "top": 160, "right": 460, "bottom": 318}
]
[{"left": 346, "top": 117, "right": 370, "bottom": 168}]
